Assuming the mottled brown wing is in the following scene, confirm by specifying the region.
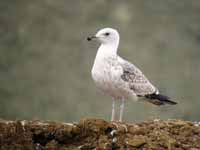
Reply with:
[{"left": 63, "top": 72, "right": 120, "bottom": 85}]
[{"left": 118, "top": 57, "right": 157, "bottom": 96}]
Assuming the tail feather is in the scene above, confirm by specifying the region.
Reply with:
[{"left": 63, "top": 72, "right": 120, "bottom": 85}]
[{"left": 145, "top": 93, "right": 177, "bottom": 106}]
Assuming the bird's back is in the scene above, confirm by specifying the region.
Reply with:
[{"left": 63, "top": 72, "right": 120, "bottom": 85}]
[
  {"left": 118, "top": 56, "right": 177, "bottom": 105},
  {"left": 117, "top": 56, "right": 157, "bottom": 95}
]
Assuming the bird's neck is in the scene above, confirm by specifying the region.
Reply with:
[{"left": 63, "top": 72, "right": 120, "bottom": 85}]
[{"left": 97, "top": 42, "right": 119, "bottom": 58}]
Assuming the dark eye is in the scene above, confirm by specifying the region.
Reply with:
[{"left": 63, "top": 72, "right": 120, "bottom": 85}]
[{"left": 105, "top": 32, "right": 110, "bottom": 36}]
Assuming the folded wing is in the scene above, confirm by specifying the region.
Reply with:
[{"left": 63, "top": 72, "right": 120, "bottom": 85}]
[
  {"left": 118, "top": 56, "right": 177, "bottom": 105},
  {"left": 118, "top": 56, "right": 157, "bottom": 96}
]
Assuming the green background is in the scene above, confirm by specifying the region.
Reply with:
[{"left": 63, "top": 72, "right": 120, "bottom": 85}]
[{"left": 0, "top": 0, "right": 199, "bottom": 122}]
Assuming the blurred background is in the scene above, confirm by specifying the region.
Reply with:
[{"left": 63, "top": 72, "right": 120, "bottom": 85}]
[{"left": 0, "top": 0, "right": 200, "bottom": 122}]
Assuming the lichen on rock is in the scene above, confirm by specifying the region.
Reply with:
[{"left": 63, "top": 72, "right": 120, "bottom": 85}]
[{"left": 0, "top": 118, "right": 200, "bottom": 150}]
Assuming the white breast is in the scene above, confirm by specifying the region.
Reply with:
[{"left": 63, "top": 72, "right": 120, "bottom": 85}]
[
  {"left": 92, "top": 55, "right": 134, "bottom": 99},
  {"left": 91, "top": 55, "right": 116, "bottom": 89}
]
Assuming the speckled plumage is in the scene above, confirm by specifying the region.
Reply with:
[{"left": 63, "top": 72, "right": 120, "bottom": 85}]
[{"left": 88, "top": 28, "right": 177, "bottom": 121}]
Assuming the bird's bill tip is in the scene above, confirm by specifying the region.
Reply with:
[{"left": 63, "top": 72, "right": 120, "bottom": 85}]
[{"left": 87, "top": 35, "right": 96, "bottom": 41}]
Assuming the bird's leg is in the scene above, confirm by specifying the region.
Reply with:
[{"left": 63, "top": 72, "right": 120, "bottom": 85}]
[
  {"left": 119, "top": 98, "right": 125, "bottom": 122},
  {"left": 111, "top": 99, "right": 116, "bottom": 121}
]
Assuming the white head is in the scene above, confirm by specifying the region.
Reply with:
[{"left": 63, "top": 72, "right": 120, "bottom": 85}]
[{"left": 87, "top": 28, "right": 120, "bottom": 46}]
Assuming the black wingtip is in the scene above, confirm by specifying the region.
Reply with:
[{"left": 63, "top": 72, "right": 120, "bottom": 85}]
[
  {"left": 145, "top": 93, "right": 177, "bottom": 106},
  {"left": 166, "top": 99, "right": 177, "bottom": 105}
]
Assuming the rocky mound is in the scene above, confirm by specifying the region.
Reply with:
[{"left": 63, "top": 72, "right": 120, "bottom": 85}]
[{"left": 0, "top": 118, "right": 200, "bottom": 150}]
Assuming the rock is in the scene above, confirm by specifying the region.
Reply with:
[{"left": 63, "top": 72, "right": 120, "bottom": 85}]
[
  {"left": 0, "top": 119, "right": 200, "bottom": 150},
  {"left": 126, "top": 135, "right": 146, "bottom": 147}
]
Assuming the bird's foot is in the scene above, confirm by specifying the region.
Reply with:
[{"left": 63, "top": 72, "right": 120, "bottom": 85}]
[{"left": 111, "top": 121, "right": 128, "bottom": 133}]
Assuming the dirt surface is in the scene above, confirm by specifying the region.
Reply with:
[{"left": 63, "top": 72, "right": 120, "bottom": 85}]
[{"left": 0, "top": 118, "right": 200, "bottom": 150}]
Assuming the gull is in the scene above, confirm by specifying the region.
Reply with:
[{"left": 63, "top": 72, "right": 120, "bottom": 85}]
[{"left": 87, "top": 28, "right": 177, "bottom": 122}]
